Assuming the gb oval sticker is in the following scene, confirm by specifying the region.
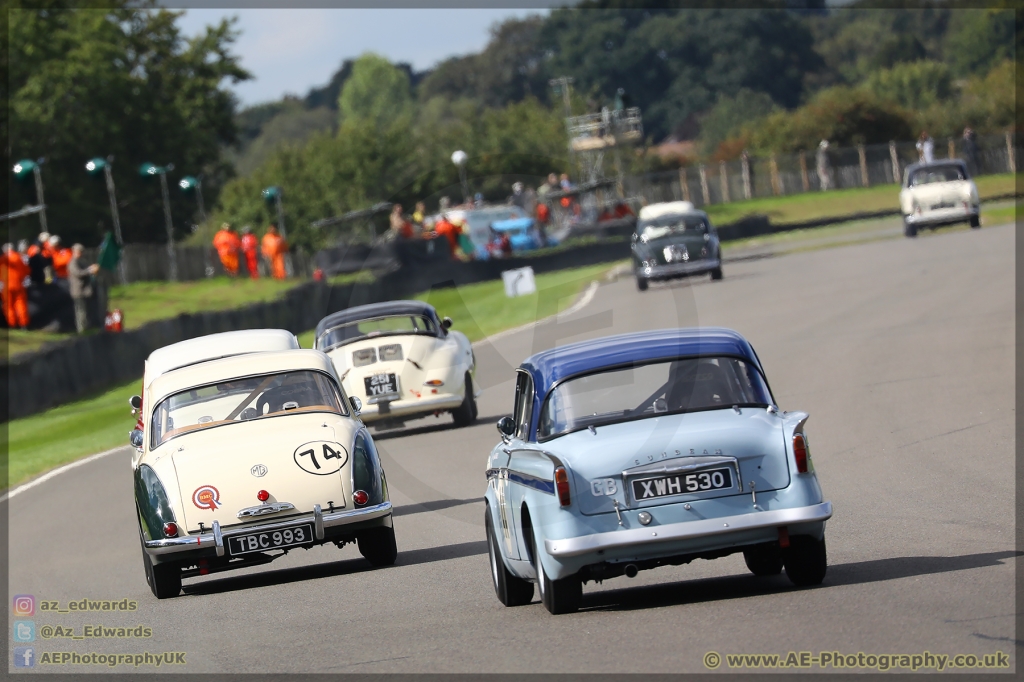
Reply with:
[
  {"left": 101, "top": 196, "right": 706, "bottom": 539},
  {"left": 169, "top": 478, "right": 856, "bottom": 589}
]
[{"left": 293, "top": 441, "right": 348, "bottom": 476}]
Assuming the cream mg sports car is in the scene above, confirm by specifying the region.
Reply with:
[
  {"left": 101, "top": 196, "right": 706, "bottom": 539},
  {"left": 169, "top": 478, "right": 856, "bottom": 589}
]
[
  {"left": 314, "top": 301, "right": 478, "bottom": 429},
  {"left": 131, "top": 331, "right": 395, "bottom": 599},
  {"left": 899, "top": 160, "right": 980, "bottom": 237}
]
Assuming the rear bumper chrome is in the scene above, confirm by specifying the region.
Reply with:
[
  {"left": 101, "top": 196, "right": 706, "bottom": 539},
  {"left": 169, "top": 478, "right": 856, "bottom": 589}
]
[
  {"left": 905, "top": 206, "right": 978, "bottom": 224},
  {"left": 358, "top": 393, "right": 463, "bottom": 421},
  {"left": 544, "top": 501, "right": 832, "bottom": 558},
  {"left": 144, "top": 501, "right": 392, "bottom": 556}
]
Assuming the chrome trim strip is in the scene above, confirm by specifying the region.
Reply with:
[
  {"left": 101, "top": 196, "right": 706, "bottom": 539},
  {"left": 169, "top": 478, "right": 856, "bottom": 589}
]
[
  {"left": 314, "top": 504, "right": 325, "bottom": 540},
  {"left": 213, "top": 520, "right": 224, "bottom": 557},
  {"left": 143, "top": 501, "right": 393, "bottom": 555},
  {"left": 544, "top": 501, "right": 832, "bottom": 558}
]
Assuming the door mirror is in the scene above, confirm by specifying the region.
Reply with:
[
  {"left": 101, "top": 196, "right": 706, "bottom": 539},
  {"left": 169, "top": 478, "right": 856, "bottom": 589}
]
[
  {"left": 129, "top": 395, "right": 142, "bottom": 410},
  {"left": 442, "top": 316, "right": 453, "bottom": 330},
  {"left": 496, "top": 416, "right": 515, "bottom": 440},
  {"left": 349, "top": 396, "right": 362, "bottom": 414},
  {"left": 129, "top": 429, "right": 144, "bottom": 449}
]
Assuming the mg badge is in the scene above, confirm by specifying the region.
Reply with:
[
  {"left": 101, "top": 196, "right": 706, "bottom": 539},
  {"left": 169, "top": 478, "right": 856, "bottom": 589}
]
[{"left": 250, "top": 464, "right": 268, "bottom": 478}]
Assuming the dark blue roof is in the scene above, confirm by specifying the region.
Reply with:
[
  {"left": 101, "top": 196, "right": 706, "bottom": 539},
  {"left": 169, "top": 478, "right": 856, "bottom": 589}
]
[{"left": 521, "top": 328, "right": 761, "bottom": 399}]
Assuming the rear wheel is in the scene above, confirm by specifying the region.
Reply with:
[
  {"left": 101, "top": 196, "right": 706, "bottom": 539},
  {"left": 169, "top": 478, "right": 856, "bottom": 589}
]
[
  {"left": 636, "top": 274, "right": 649, "bottom": 291},
  {"left": 903, "top": 218, "right": 917, "bottom": 237},
  {"left": 710, "top": 266, "right": 723, "bottom": 280},
  {"left": 486, "top": 508, "right": 534, "bottom": 606},
  {"left": 533, "top": 530, "right": 581, "bottom": 614},
  {"left": 140, "top": 533, "right": 181, "bottom": 599},
  {"left": 452, "top": 373, "right": 477, "bottom": 427},
  {"left": 358, "top": 523, "right": 398, "bottom": 567},
  {"left": 969, "top": 214, "right": 981, "bottom": 228},
  {"left": 782, "top": 534, "right": 827, "bottom": 587},
  {"left": 743, "top": 544, "right": 783, "bottom": 576}
]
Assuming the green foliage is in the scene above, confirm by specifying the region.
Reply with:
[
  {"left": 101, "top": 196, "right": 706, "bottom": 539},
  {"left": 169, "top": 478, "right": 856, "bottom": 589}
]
[
  {"left": 749, "top": 86, "right": 912, "bottom": 153},
  {"left": 944, "top": 9, "right": 1016, "bottom": 77},
  {"left": 9, "top": 3, "right": 249, "bottom": 246},
  {"left": 697, "top": 89, "right": 779, "bottom": 157},
  {"left": 861, "top": 60, "right": 952, "bottom": 111},
  {"left": 338, "top": 53, "right": 413, "bottom": 126},
  {"left": 231, "top": 105, "right": 335, "bottom": 177}
]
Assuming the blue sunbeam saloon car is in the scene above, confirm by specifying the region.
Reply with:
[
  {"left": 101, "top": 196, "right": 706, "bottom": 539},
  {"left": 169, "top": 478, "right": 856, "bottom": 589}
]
[{"left": 484, "top": 328, "right": 833, "bottom": 614}]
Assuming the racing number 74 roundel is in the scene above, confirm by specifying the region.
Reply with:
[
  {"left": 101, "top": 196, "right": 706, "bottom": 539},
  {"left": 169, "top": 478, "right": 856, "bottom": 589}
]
[{"left": 293, "top": 441, "right": 349, "bottom": 475}]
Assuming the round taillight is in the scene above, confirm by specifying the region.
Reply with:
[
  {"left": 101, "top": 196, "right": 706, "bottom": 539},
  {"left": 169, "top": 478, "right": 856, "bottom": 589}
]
[
  {"left": 257, "top": 490, "right": 270, "bottom": 502},
  {"left": 353, "top": 490, "right": 368, "bottom": 505},
  {"left": 162, "top": 522, "right": 178, "bottom": 537}
]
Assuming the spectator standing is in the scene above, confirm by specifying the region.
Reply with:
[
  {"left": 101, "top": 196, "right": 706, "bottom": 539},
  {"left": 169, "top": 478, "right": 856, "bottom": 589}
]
[
  {"left": 816, "top": 140, "right": 832, "bottom": 191},
  {"left": 412, "top": 202, "right": 427, "bottom": 232},
  {"left": 49, "top": 235, "right": 72, "bottom": 280},
  {"left": 68, "top": 243, "right": 99, "bottom": 333},
  {"left": 389, "top": 204, "right": 413, "bottom": 239},
  {"left": 962, "top": 127, "right": 979, "bottom": 175},
  {"left": 27, "top": 232, "right": 54, "bottom": 285},
  {"left": 537, "top": 173, "right": 559, "bottom": 199},
  {"left": 535, "top": 201, "right": 551, "bottom": 247},
  {"left": 213, "top": 223, "right": 241, "bottom": 276},
  {"left": 2, "top": 243, "right": 30, "bottom": 329},
  {"left": 560, "top": 173, "right": 573, "bottom": 191},
  {"left": 240, "top": 226, "right": 259, "bottom": 279},
  {"left": 916, "top": 131, "right": 935, "bottom": 163},
  {"left": 261, "top": 223, "right": 288, "bottom": 279},
  {"left": 432, "top": 214, "right": 459, "bottom": 258}
]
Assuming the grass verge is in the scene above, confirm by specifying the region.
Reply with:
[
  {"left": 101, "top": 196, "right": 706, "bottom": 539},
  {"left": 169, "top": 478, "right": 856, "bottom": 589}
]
[
  {"left": 9, "top": 262, "right": 617, "bottom": 490},
  {"left": 704, "top": 172, "right": 1020, "bottom": 226}
]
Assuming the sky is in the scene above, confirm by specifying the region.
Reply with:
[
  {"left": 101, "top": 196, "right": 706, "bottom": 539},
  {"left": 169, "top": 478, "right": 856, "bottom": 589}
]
[{"left": 175, "top": 8, "right": 547, "bottom": 107}]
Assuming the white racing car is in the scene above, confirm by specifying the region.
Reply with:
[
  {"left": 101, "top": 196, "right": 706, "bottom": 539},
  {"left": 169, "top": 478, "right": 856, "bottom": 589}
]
[
  {"left": 314, "top": 301, "right": 478, "bottom": 429},
  {"left": 899, "top": 160, "right": 980, "bottom": 237}
]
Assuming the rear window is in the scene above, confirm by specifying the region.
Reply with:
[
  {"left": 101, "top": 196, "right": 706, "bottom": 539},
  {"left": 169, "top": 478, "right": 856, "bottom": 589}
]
[
  {"left": 909, "top": 165, "right": 967, "bottom": 186},
  {"left": 317, "top": 314, "right": 437, "bottom": 352},
  {"left": 538, "top": 356, "right": 771, "bottom": 441},
  {"left": 151, "top": 370, "right": 345, "bottom": 447},
  {"left": 637, "top": 214, "right": 710, "bottom": 241}
]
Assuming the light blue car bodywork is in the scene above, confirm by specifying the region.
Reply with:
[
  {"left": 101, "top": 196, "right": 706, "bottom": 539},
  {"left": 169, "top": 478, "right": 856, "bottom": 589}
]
[{"left": 485, "top": 328, "right": 832, "bottom": 586}]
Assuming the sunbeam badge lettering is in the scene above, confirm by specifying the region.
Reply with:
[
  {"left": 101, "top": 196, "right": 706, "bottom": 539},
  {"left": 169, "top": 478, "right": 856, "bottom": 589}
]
[{"left": 192, "top": 485, "right": 221, "bottom": 510}]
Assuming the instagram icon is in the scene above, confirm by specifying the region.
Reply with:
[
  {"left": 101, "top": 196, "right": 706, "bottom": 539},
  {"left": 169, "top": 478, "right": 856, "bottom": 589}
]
[{"left": 12, "top": 595, "right": 35, "bottom": 617}]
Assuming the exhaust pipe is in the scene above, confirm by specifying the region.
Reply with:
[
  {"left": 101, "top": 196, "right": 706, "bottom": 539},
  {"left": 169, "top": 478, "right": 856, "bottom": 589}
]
[{"left": 625, "top": 564, "right": 638, "bottom": 578}]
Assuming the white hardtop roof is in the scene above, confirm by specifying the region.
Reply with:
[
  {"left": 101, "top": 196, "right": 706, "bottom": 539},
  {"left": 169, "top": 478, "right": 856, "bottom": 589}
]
[
  {"left": 638, "top": 201, "right": 697, "bottom": 221},
  {"left": 147, "top": 349, "right": 338, "bottom": 407},
  {"left": 145, "top": 329, "right": 300, "bottom": 387}
]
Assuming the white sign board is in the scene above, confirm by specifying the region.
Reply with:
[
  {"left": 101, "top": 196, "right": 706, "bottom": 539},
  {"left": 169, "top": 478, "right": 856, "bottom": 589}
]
[{"left": 502, "top": 267, "right": 537, "bottom": 298}]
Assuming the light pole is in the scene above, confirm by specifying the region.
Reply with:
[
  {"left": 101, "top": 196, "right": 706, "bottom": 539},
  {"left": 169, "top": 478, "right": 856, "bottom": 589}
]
[
  {"left": 178, "top": 175, "right": 206, "bottom": 222},
  {"left": 12, "top": 158, "right": 48, "bottom": 232},
  {"left": 140, "top": 162, "right": 178, "bottom": 281},
  {"left": 85, "top": 156, "right": 127, "bottom": 284},
  {"left": 451, "top": 150, "right": 470, "bottom": 204}
]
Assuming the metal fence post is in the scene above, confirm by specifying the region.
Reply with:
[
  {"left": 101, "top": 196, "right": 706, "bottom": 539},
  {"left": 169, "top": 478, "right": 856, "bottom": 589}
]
[
  {"left": 678, "top": 167, "right": 691, "bottom": 202},
  {"left": 889, "top": 141, "right": 901, "bottom": 185},
  {"left": 719, "top": 161, "right": 730, "bottom": 203},
  {"left": 1006, "top": 130, "right": 1016, "bottom": 173},
  {"left": 699, "top": 165, "right": 710, "bottom": 205},
  {"left": 857, "top": 144, "right": 869, "bottom": 187},
  {"left": 770, "top": 155, "right": 782, "bottom": 196},
  {"left": 799, "top": 151, "right": 810, "bottom": 192}
]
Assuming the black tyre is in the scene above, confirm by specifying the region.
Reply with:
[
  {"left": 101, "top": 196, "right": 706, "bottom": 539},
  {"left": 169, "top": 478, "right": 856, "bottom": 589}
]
[
  {"left": 486, "top": 508, "right": 534, "bottom": 607},
  {"left": 636, "top": 275, "right": 649, "bottom": 291},
  {"left": 452, "top": 373, "right": 477, "bottom": 427},
  {"left": 140, "top": 533, "right": 181, "bottom": 599},
  {"left": 358, "top": 523, "right": 398, "bottom": 567},
  {"left": 533, "top": 530, "right": 581, "bottom": 614},
  {"left": 710, "top": 266, "right": 724, "bottom": 280},
  {"left": 970, "top": 215, "right": 981, "bottom": 229},
  {"left": 903, "top": 218, "right": 917, "bottom": 238},
  {"left": 743, "top": 544, "right": 783, "bottom": 576},
  {"left": 782, "top": 534, "right": 827, "bottom": 587}
]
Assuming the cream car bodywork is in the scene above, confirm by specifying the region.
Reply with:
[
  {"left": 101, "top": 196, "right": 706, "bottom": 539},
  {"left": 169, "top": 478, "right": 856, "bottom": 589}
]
[
  {"left": 133, "top": 346, "right": 393, "bottom": 596},
  {"left": 899, "top": 160, "right": 979, "bottom": 231},
  {"left": 315, "top": 302, "right": 477, "bottom": 425}
]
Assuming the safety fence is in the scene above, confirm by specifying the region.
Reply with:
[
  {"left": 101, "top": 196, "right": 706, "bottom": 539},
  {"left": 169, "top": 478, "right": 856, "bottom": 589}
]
[
  {"left": 628, "top": 131, "right": 1018, "bottom": 208},
  {"left": 80, "top": 244, "right": 317, "bottom": 284}
]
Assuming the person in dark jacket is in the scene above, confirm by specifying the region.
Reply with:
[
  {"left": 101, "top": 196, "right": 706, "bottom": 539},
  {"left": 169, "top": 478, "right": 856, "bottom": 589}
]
[{"left": 68, "top": 244, "right": 99, "bottom": 333}]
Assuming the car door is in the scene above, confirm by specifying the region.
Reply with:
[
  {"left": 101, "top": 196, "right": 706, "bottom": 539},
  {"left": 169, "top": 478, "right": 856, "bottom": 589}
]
[{"left": 495, "top": 370, "right": 535, "bottom": 561}]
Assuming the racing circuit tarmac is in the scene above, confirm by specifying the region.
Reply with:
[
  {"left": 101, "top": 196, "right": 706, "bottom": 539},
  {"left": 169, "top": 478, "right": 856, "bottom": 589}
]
[{"left": 6, "top": 220, "right": 1017, "bottom": 674}]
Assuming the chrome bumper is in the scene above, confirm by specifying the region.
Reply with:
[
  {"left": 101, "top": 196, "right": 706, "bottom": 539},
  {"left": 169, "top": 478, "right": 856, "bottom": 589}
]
[
  {"left": 641, "top": 258, "right": 720, "bottom": 279},
  {"left": 545, "top": 501, "right": 832, "bottom": 558},
  {"left": 359, "top": 393, "right": 463, "bottom": 421},
  {"left": 144, "top": 501, "right": 392, "bottom": 557},
  {"left": 905, "top": 206, "right": 978, "bottom": 224}
]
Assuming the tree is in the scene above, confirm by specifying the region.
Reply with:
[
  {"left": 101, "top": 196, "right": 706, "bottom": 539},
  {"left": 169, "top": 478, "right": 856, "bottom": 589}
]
[
  {"left": 697, "top": 89, "right": 779, "bottom": 157},
  {"left": 338, "top": 53, "right": 412, "bottom": 126},
  {"left": 861, "top": 60, "right": 952, "bottom": 111},
  {"left": 944, "top": 9, "right": 1016, "bottom": 77},
  {"left": 9, "top": 2, "right": 249, "bottom": 245}
]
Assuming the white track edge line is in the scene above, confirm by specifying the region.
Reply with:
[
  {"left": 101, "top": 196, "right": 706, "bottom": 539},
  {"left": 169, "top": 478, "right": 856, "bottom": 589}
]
[{"left": 2, "top": 278, "right": 604, "bottom": 502}]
